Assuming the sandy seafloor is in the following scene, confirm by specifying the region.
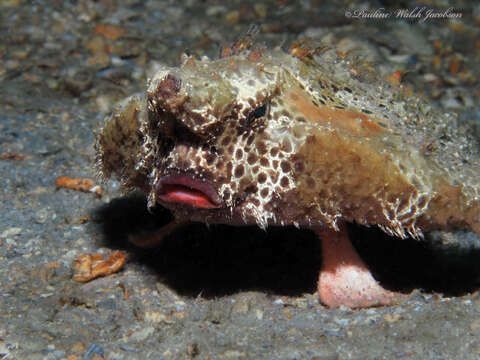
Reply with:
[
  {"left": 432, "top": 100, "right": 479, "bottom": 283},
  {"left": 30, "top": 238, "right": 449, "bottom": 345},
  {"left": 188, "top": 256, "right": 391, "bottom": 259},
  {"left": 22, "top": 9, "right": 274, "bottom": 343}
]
[{"left": 1, "top": 0, "right": 480, "bottom": 359}]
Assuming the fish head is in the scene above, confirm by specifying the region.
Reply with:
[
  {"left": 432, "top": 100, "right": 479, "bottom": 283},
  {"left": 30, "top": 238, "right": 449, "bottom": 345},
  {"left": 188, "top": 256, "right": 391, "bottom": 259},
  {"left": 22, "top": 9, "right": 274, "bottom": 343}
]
[{"left": 141, "top": 51, "right": 309, "bottom": 227}]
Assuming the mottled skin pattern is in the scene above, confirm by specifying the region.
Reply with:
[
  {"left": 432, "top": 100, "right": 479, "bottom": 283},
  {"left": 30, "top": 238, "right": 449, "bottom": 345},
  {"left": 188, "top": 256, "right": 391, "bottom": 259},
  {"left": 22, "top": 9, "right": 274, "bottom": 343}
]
[{"left": 96, "top": 36, "right": 480, "bottom": 308}]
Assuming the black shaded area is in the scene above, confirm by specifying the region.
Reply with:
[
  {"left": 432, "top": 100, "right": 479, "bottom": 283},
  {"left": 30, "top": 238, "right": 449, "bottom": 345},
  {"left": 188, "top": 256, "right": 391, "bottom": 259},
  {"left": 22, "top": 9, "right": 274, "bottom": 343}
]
[
  {"left": 92, "top": 191, "right": 175, "bottom": 248},
  {"left": 351, "top": 225, "right": 480, "bottom": 296},
  {"left": 93, "top": 193, "right": 480, "bottom": 298},
  {"left": 92, "top": 193, "right": 321, "bottom": 297}
]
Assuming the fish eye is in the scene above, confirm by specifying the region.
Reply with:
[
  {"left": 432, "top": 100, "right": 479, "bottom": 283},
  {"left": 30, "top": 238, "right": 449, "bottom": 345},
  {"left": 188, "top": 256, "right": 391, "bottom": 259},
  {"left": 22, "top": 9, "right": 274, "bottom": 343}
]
[
  {"left": 252, "top": 104, "right": 266, "bottom": 119},
  {"left": 242, "top": 101, "right": 269, "bottom": 133}
]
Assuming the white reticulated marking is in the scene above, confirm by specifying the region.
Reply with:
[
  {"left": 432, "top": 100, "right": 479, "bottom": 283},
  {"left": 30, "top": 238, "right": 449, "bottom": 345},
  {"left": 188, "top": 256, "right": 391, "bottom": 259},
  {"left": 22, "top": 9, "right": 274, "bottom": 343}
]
[
  {"left": 147, "top": 167, "right": 160, "bottom": 208},
  {"left": 137, "top": 115, "right": 158, "bottom": 174},
  {"left": 316, "top": 202, "right": 341, "bottom": 231},
  {"left": 377, "top": 188, "right": 431, "bottom": 239}
]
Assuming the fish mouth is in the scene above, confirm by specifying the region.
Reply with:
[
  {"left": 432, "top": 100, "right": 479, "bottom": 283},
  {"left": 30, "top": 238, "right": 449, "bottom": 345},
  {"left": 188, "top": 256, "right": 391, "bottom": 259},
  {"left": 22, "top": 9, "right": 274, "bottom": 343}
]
[{"left": 156, "top": 173, "right": 223, "bottom": 209}]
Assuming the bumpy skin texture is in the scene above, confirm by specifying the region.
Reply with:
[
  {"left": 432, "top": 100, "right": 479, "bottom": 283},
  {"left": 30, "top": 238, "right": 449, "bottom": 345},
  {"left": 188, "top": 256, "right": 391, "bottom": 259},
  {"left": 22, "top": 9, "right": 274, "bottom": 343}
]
[
  {"left": 96, "top": 37, "right": 480, "bottom": 307},
  {"left": 97, "top": 38, "right": 480, "bottom": 237}
]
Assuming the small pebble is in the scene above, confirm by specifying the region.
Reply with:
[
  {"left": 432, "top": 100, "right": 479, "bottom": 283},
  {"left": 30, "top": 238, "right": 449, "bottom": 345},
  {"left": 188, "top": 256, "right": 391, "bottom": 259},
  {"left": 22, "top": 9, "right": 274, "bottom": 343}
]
[
  {"left": 125, "top": 327, "right": 155, "bottom": 342},
  {"left": 34, "top": 209, "right": 49, "bottom": 224},
  {"left": 84, "top": 344, "right": 104, "bottom": 360},
  {"left": 1, "top": 227, "right": 22, "bottom": 238}
]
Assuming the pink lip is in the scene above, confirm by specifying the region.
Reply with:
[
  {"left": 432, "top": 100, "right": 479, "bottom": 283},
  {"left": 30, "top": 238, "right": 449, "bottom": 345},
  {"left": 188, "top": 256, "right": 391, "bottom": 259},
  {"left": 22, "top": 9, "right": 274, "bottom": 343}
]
[{"left": 157, "top": 174, "right": 223, "bottom": 209}]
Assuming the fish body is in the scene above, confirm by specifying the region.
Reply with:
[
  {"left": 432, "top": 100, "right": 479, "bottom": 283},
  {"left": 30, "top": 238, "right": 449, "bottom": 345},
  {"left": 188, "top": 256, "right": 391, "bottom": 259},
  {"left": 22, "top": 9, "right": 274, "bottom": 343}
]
[{"left": 97, "top": 38, "right": 480, "bottom": 238}]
